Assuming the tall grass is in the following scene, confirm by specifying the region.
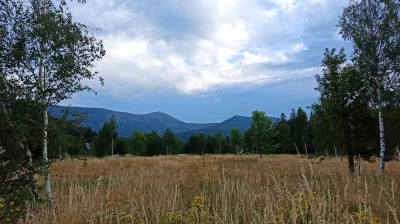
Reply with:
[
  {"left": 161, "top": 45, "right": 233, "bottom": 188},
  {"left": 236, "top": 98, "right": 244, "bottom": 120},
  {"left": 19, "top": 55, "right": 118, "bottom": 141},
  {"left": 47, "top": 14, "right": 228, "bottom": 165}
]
[{"left": 23, "top": 155, "right": 399, "bottom": 223}]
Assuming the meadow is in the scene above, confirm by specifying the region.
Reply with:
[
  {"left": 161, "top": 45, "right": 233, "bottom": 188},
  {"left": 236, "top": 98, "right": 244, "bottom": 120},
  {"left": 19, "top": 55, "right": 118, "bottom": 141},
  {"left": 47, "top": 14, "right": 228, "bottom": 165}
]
[{"left": 25, "top": 155, "right": 400, "bottom": 224}]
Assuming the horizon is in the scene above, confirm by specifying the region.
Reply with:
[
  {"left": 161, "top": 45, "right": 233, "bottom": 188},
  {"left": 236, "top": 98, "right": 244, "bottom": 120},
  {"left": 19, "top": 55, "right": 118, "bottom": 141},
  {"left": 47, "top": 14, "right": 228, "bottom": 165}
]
[
  {"left": 60, "top": 0, "right": 351, "bottom": 123},
  {"left": 54, "top": 105, "right": 287, "bottom": 124}
]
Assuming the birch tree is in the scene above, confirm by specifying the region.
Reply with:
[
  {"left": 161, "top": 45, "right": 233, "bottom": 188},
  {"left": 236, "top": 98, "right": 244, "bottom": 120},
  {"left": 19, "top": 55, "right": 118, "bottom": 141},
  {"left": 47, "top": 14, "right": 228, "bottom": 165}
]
[
  {"left": 2, "top": 0, "right": 105, "bottom": 200},
  {"left": 338, "top": 0, "right": 400, "bottom": 174},
  {"left": 314, "top": 48, "right": 378, "bottom": 173},
  {"left": 162, "top": 127, "right": 175, "bottom": 155}
]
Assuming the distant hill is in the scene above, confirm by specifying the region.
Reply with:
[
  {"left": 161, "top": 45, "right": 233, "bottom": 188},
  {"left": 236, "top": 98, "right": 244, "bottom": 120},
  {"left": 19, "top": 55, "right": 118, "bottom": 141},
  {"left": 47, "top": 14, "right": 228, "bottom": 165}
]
[
  {"left": 49, "top": 106, "right": 217, "bottom": 137},
  {"left": 49, "top": 106, "right": 279, "bottom": 140},
  {"left": 175, "top": 115, "right": 280, "bottom": 141}
]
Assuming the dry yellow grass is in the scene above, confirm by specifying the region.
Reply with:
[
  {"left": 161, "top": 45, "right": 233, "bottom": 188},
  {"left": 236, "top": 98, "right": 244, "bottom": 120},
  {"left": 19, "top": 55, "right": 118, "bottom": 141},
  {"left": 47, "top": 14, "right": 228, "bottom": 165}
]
[{"left": 23, "top": 155, "right": 400, "bottom": 224}]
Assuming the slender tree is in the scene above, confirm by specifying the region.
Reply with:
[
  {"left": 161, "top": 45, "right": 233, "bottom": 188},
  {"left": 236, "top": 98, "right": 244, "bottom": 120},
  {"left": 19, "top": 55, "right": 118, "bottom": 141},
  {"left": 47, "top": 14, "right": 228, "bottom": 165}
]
[
  {"left": 214, "top": 131, "right": 225, "bottom": 154},
  {"left": 109, "top": 115, "right": 118, "bottom": 157},
  {"left": 162, "top": 128, "right": 175, "bottom": 155},
  {"left": 314, "top": 48, "right": 375, "bottom": 173},
  {"left": 230, "top": 128, "right": 243, "bottom": 155},
  {"left": 197, "top": 133, "right": 206, "bottom": 156},
  {"left": 293, "top": 107, "right": 309, "bottom": 154},
  {"left": 338, "top": 0, "right": 400, "bottom": 174},
  {"left": 243, "top": 129, "right": 254, "bottom": 154},
  {"left": 250, "top": 110, "right": 278, "bottom": 158},
  {"left": 1, "top": 0, "right": 105, "bottom": 199},
  {"left": 129, "top": 130, "right": 146, "bottom": 156},
  {"left": 145, "top": 131, "right": 162, "bottom": 156},
  {"left": 188, "top": 134, "right": 199, "bottom": 155}
]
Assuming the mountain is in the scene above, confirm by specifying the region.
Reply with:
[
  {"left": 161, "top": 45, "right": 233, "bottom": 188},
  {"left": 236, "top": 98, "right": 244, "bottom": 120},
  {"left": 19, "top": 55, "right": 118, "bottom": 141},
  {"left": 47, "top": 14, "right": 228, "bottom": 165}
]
[
  {"left": 49, "top": 106, "right": 279, "bottom": 140},
  {"left": 175, "top": 115, "right": 280, "bottom": 141},
  {"left": 49, "top": 106, "right": 217, "bottom": 137}
]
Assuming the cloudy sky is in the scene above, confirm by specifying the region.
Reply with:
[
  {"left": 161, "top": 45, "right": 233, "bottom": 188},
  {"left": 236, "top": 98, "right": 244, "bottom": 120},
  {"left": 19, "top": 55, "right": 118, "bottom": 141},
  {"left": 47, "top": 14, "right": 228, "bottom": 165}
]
[{"left": 63, "top": 0, "right": 353, "bottom": 123}]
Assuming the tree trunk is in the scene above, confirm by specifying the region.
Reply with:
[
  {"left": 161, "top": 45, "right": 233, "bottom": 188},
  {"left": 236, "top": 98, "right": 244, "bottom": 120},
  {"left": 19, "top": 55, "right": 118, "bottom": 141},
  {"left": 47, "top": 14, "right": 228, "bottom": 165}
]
[
  {"left": 59, "top": 141, "right": 62, "bottom": 160},
  {"left": 38, "top": 0, "right": 51, "bottom": 201},
  {"left": 167, "top": 144, "right": 169, "bottom": 155},
  {"left": 40, "top": 58, "right": 51, "bottom": 201},
  {"left": 25, "top": 144, "right": 32, "bottom": 164},
  {"left": 111, "top": 136, "right": 114, "bottom": 157},
  {"left": 0, "top": 101, "right": 32, "bottom": 161},
  {"left": 303, "top": 135, "right": 308, "bottom": 157},
  {"left": 348, "top": 150, "right": 355, "bottom": 174},
  {"left": 43, "top": 109, "right": 51, "bottom": 199},
  {"left": 334, "top": 144, "right": 338, "bottom": 159},
  {"left": 378, "top": 109, "right": 386, "bottom": 174},
  {"left": 358, "top": 153, "right": 361, "bottom": 176}
]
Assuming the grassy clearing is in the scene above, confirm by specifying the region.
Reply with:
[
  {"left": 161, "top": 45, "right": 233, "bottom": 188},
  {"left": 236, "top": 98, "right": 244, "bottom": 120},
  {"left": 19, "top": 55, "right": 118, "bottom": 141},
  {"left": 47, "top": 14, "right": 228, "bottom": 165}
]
[{"left": 24, "top": 155, "right": 399, "bottom": 223}]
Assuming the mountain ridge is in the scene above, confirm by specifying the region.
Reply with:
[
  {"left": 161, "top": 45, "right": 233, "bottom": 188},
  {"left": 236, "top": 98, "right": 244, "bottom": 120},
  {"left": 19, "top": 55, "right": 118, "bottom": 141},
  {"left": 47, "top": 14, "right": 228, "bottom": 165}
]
[{"left": 49, "top": 105, "right": 279, "bottom": 140}]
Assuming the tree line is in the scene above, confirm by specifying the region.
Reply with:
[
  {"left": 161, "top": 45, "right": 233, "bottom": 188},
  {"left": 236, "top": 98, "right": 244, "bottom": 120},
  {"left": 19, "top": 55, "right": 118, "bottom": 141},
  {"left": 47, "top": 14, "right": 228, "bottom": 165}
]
[
  {"left": 80, "top": 107, "right": 327, "bottom": 159},
  {"left": 58, "top": 100, "right": 400, "bottom": 171}
]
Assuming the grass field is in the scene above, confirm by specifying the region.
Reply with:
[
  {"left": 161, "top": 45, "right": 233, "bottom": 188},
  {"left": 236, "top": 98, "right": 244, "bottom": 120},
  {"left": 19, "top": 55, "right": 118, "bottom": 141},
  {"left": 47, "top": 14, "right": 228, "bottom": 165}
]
[{"left": 25, "top": 155, "right": 400, "bottom": 224}]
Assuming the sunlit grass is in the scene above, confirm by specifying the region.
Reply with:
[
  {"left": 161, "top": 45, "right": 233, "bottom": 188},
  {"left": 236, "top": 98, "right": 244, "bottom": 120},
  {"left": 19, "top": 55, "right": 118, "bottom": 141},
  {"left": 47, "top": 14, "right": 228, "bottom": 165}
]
[{"left": 25, "top": 155, "right": 400, "bottom": 223}]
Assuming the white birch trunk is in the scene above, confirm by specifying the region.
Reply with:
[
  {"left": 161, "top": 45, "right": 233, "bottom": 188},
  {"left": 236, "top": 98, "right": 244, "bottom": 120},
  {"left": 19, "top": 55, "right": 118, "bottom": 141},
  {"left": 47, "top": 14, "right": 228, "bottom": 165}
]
[
  {"left": 378, "top": 109, "right": 386, "bottom": 174},
  {"left": 26, "top": 148, "right": 32, "bottom": 164},
  {"left": 304, "top": 142, "right": 308, "bottom": 157},
  {"left": 111, "top": 136, "right": 114, "bottom": 157},
  {"left": 43, "top": 109, "right": 51, "bottom": 199},
  {"left": 38, "top": 0, "right": 51, "bottom": 201}
]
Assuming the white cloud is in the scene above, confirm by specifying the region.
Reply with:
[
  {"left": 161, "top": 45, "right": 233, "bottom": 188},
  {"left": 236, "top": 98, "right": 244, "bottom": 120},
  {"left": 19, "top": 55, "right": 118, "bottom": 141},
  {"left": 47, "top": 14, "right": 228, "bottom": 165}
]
[
  {"left": 292, "top": 43, "right": 308, "bottom": 53},
  {"left": 242, "top": 49, "right": 289, "bottom": 65},
  {"left": 68, "top": 0, "right": 349, "bottom": 96}
]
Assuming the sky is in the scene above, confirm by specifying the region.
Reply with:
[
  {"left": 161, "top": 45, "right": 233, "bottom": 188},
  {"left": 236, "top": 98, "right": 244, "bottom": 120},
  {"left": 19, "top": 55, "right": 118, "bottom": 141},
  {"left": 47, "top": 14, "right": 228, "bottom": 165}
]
[{"left": 62, "top": 0, "right": 353, "bottom": 123}]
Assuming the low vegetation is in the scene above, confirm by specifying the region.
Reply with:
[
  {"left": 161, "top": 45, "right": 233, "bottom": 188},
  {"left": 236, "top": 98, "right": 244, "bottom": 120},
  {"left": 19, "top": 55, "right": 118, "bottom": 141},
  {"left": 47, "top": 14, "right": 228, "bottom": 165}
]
[{"left": 23, "top": 155, "right": 400, "bottom": 224}]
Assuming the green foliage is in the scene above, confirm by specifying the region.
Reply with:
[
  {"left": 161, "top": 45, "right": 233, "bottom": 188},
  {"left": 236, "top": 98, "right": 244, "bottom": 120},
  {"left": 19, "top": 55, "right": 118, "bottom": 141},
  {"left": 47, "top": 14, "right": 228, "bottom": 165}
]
[
  {"left": 109, "top": 115, "right": 118, "bottom": 142},
  {"left": 145, "top": 131, "right": 162, "bottom": 156},
  {"left": 313, "top": 48, "right": 378, "bottom": 172},
  {"left": 338, "top": 0, "right": 400, "bottom": 173},
  {"left": 243, "top": 129, "right": 254, "bottom": 153},
  {"left": 172, "top": 137, "right": 183, "bottom": 155},
  {"left": 2, "top": 0, "right": 106, "bottom": 206},
  {"left": 95, "top": 116, "right": 119, "bottom": 157},
  {"left": 0, "top": 100, "right": 42, "bottom": 221},
  {"left": 230, "top": 128, "right": 243, "bottom": 154},
  {"left": 116, "top": 137, "right": 128, "bottom": 156},
  {"left": 309, "top": 111, "right": 334, "bottom": 155},
  {"left": 129, "top": 130, "right": 146, "bottom": 156},
  {"left": 163, "top": 128, "right": 175, "bottom": 155},
  {"left": 214, "top": 131, "right": 226, "bottom": 154},
  {"left": 277, "top": 122, "right": 292, "bottom": 154},
  {"left": 293, "top": 107, "right": 309, "bottom": 153},
  {"left": 198, "top": 133, "right": 206, "bottom": 155},
  {"left": 250, "top": 110, "right": 278, "bottom": 156},
  {"left": 47, "top": 107, "right": 90, "bottom": 159},
  {"left": 187, "top": 134, "right": 199, "bottom": 154}
]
